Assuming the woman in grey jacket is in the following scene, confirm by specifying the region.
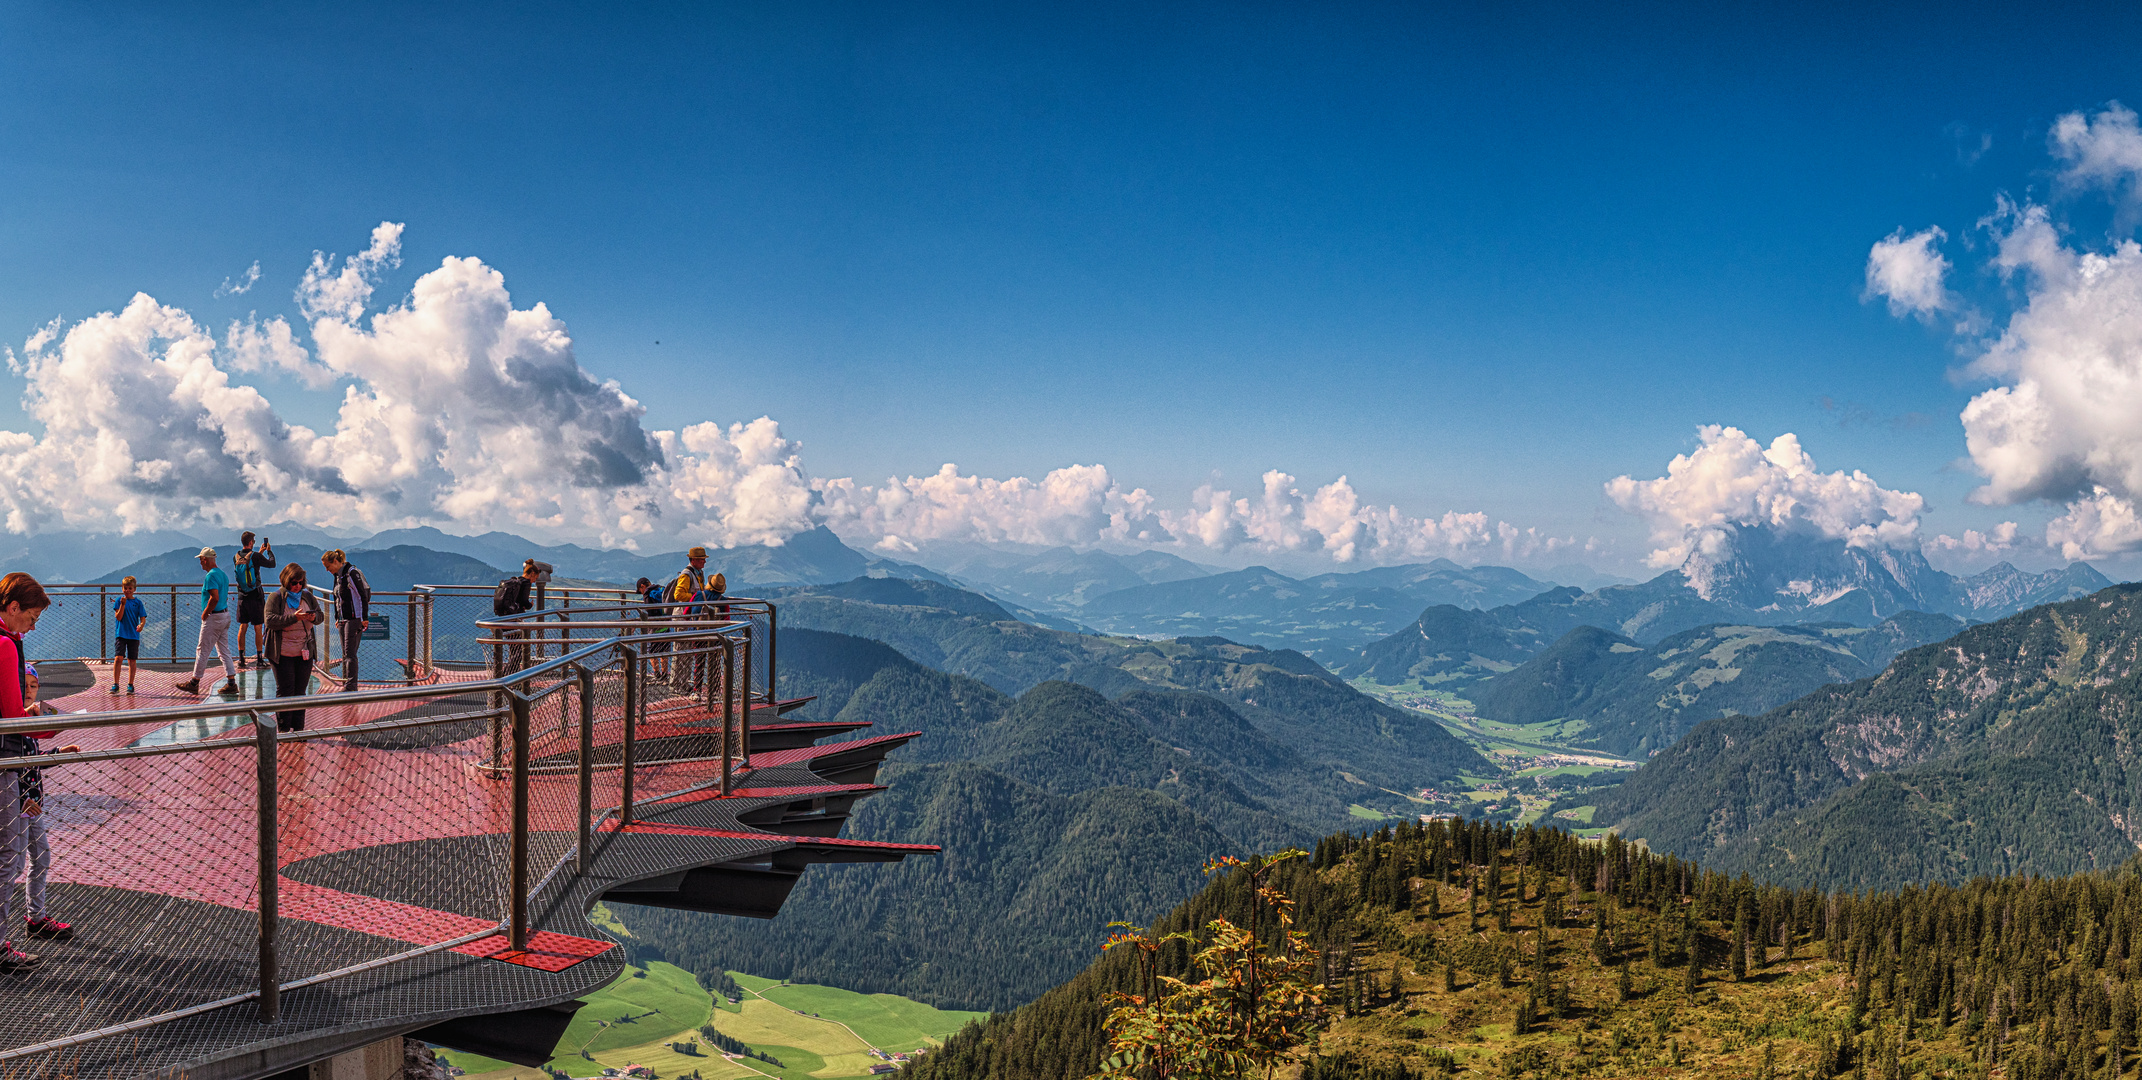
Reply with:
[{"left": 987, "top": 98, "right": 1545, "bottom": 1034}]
[{"left": 264, "top": 564, "right": 326, "bottom": 731}]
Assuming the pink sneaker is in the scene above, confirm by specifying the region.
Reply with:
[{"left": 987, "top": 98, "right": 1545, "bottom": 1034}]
[
  {"left": 0, "top": 941, "right": 40, "bottom": 970},
  {"left": 24, "top": 916, "right": 71, "bottom": 940}
]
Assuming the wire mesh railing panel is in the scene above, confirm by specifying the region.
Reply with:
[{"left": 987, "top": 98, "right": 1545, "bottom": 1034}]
[
  {"left": 32, "top": 584, "right": 210, "bottom": 665},
  {"left": 270, "top": 716, "right": 514, "bottom": 979},
  {"left": 0, "top": 738, "right": 265, "bottom": 1050}
]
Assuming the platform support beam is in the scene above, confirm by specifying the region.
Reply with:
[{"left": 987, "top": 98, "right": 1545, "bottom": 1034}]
[
  {"left": 577, "top": 664, "right": 594, "bottom": 873},
  {"left": 738, "top": 636, "right": 751, "bottom": 764},
  {"left": 620, "top": 644, "right": 639, "bottom": 828},
  {"left": 509, "top": 692, "right": 531, "bottom": 951},
  {"left": 254, "top": 711, "right": 279, "bottom": 1024}
]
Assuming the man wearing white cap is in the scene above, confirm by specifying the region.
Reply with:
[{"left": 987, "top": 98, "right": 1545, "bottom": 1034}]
[{"left": 174, "top": 547, "right": 240, "bottom": 696}]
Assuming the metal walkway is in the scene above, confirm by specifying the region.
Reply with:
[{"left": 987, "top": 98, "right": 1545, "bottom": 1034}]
[{"left": 0, "top": 592, "right": 929, "bottom": 1079}]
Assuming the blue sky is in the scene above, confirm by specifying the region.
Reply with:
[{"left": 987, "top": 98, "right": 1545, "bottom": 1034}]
[{"left": 7, "top": 2, "right": 2142, "bottom": 574}]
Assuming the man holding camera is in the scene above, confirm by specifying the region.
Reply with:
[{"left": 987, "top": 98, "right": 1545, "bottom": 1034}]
[{"left": 231, "top": 531, "right": 276, "bottom": 670}]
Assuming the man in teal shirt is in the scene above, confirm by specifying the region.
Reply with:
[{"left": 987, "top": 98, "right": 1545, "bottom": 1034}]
[{"left": 174, "top": 547, "right": 239, "bottom": 696}]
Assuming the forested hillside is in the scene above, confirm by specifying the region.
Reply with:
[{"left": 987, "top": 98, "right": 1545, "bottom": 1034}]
[
  {"left": 1477, "top": 612, "right": 1964, "bottom": 758},
  {"left": 911, "top": 817, "right": 2142, "bottom": 1080},
  {"left": 612, "top": 612, "right": 1487, "bottom": 1010},
  {"left": 777, "top": 578, "right": 1489, "bottom": 791},
  {"left": 1591, "top": 583, "right": 2142, "bottom": 890}
]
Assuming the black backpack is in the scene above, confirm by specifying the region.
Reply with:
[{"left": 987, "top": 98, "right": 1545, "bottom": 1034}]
[{"left": 492, "top": 577, "right": 528, "bottom": 617}]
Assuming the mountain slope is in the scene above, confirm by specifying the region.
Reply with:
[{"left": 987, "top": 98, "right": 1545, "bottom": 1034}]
[
  {"left": 1475, "top": 612, "right": 1966, "bottom": 758},
  {"left": 97, "top": 543, "right": 507, "bottom": 592},
  {"left": 1590, "top": 582, "right": 2142, "bottom": 889},
  {"left": 776, "top": 578, "right": 1493, "bottom": 793},
  {"left": 613, "top": 761, "right": 1237, "bottom": 1012}
]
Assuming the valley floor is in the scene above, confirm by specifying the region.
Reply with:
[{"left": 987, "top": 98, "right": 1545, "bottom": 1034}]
[
  {"left": 1346, "top": 677, "right": 1639, "bottom": 830},
  {"left": 432, "top": 964, "right": 984, "bottom": 1080}
]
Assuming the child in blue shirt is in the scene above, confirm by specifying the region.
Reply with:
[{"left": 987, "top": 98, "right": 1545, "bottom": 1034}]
[{"left": 110, "top": 575, "right": 145, "bottom": 694}]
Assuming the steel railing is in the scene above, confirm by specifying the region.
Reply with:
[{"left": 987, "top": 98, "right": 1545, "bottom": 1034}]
[{"left": 0, "top": 599, "right": 764, "bottom": 1058}]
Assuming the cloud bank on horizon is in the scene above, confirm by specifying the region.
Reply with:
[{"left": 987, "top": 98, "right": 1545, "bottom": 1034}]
[
  {"left": 0, "top": 223, "right": 1596, "bottom": 566},
  {"left": 1867, "top": 101, "right": 2142, "bottom": 562}
]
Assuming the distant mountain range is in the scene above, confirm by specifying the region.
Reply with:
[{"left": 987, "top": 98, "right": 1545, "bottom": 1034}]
[
  {"left": 1585, "top": 582, "right": 2142, "bottom": 890},
  {"left": 909, "top": 554, "right": 1563, "bottom": 660},
  {"left": 1347, "top": 533, "right": 2113, "bottom": 696}
]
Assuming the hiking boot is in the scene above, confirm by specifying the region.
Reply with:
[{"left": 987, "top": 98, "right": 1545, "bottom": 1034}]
[
  {"left": 174, "top": 678, "right": 200, "bottom": 694},
  {"left": 0, "top": 941, "right": 41, "bottom": 970},
  {"left": 25, "top": 916, "right": 71, "bottom": 940},
  {"left": 108, "top": 684, "right": 119, "bottom": 693},
  {"left": 126, "top": 684, "right": 135, "bottom": 694},
  {"left": 218, "top": 680, "right": 241, "bottom": 696}
]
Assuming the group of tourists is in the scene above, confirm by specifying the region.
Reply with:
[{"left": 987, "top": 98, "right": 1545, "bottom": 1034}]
[
  {"left": 168, "top": 534, "right": 370, "bottom": 732},
  {"left": 0, "top": 537, "right": 739, "bottom": 971},
  {"left": 631, "top": 545, "right": 729, "bottom": 692}
]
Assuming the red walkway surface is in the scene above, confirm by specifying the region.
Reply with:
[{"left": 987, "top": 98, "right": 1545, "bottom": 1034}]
[{"left": 34, "top": 669, "right": 818, "bottom": 967}]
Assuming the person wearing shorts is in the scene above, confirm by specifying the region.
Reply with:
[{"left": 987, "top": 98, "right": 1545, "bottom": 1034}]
[
  {"left": 231, "top": 532, "right": 275, "bottom": 670},
  {"left": 110, "top": 576, "right": 145, "bottom": 694}
]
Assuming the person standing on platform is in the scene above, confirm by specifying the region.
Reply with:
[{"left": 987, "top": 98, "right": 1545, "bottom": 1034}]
[
  {"left": 0, "top": 572, "right": 56, "bottom": 969},
  {"left": 492, "top": 560, "right": 541, "bottom": 674},
  {"left": 14, "top": 663, "right": 74, "bottom": 945},
  {"left": 174, "top": 548, "right": 239, "bottom": 696},
  {"left": 109, "top": 576, "right": 144, "bottom": 694},
  {"left": 264, "top": 564, "right": 324, "bottom": 731},
  {"left": 666, "top": 547, "right": 710, "bottom": 693},
  {"left": 230, "top": 531, "right": 275, "bottom": 670},
  {"left": 320, "top": 550, "right": 370, "bottom": 691},
  {"left": 635, "top": 576, "right": 671, "bottom": 680}
]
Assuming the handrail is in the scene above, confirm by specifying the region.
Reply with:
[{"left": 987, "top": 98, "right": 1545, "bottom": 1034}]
[{"left": 0, "top": 607, "right": 763, "bottom": 1050}]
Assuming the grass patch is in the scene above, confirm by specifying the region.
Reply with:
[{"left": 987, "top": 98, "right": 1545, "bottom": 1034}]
[
  {"left": 1347, "top": 804, "right": 1393, "bottom": 820},
  {"left": 552, "top": 962, "right": 714, "bottom": 1060},
  {"left": 751, "top": 979, "right": 986, "bottom": 1052}
]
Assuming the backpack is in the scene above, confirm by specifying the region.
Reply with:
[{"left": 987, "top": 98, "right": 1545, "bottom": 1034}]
[{"left": 492, "top": 577, "right": 528, "bottom": 617}]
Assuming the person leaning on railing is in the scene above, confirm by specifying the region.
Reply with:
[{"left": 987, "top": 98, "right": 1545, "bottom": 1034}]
[
  {"left": 263, "top": 563, "right": 325, "bottom": 732},
  {"left": 0, "top": 572, "right": 67, "bottom": 970}
]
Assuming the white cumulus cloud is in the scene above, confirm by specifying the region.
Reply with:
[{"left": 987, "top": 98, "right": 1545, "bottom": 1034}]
[
  {"left": 1895, "top": 104, "right": 2142, "bottom": 558},
  {"left": 1605, "top": 425, "right": 1926, "bottom": 570},
  {"left": 0, "top": 224, "right": 1590, "bottom": 569},
  {"left": 1864, "top": 226, "right": 1955, "bottom": 319}
]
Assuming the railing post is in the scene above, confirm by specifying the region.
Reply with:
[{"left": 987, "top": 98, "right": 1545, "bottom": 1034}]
[
  {"left": 406, "top": 596, "right": 416, "bottom": 678},
  {"left": 254, "top": 711, "right": 279, "bottom": 1024},
  {"left": 621, "top": 643, "right": 639, "bottom": 828},
  {"left": 98, "top": 584, "right": 108, "bottom": 661},
  {"left": 738, "top": 635, "right": 751, "bottom": 764},
  {"left": 766, "top": 603, "right": 778, "bottom": 706},
  {"left": 509, "top": 691, "right": 531, "bottom": 951},
  {"left": 578, "top": 663, "right": 595, "bottom": 872},
  {"left": 168, "top": 586, "right": 179, "bottom": 663},
  {"left": 489, "top": 640, "right": 505, "bottom": 770},
  {"left": 720, "top": 641, "right": 735, "bottom": 796}
]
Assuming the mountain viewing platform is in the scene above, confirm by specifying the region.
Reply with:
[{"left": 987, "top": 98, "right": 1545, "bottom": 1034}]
[{"left": 0, "top": 585, "right": 932, "bottom": 1080}]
